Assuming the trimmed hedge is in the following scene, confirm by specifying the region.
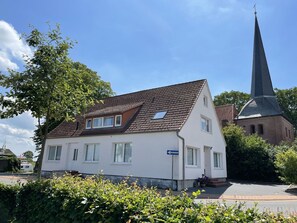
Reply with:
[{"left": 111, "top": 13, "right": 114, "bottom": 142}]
[
  {"left": 0, "top": 183, "right": 19, "bottom": 223},
  {"left": 1, "top": 176, "right": 297, "bottom": 222}
]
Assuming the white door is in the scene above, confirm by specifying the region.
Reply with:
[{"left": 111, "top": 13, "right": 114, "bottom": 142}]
[
  {"left": 67, "top": 143, "right": 79, "bottom": 171},
  {"left": 204, "top": 146, "right": 212, "bottom": 178}
]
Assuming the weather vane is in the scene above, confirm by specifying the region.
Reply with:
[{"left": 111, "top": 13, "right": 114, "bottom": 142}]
[{"left": 253, "top": 4, "right": 257, "bottom": 15}]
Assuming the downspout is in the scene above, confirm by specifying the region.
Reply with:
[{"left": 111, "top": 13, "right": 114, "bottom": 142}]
[{"left": 176, "top": 130, "right": 185, "bottom": 190}]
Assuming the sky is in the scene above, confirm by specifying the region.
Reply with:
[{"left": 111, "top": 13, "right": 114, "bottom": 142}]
[{"left": 0, "top": 0, "right": 297, "bottom": 156}]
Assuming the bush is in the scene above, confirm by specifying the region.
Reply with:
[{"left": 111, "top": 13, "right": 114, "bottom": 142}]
[
  {"left": 0, "top": 183, "right": 19, "bottom": 223},
  {"left": 275, "top": 149, "right": 297, "bottom": 184},
  {"left": 223, "top": 124, "right": 278, "bottom": 181},
  {"left": 2, "top": 176, "right": 295, "bottom": 222}
]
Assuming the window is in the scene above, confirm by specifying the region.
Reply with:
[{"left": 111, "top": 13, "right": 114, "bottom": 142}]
[
  {"left": 85, "top": 144, "right": 99, "bottom": 162},
  {"left": 73, "top": 149, "right": 78, "bottom": 161},
  {"left": 114, "top": 143, "right": 132, "bottom": 163},
  {"left": 213, "top": 152, "right": 222, "bottom": 168},
  {"left": 187, "top": 147, "right": 200, "bottom": 166},
  {"left": 203, "top": 96, "right": 208, "bottom": 107},
  {"left": 86, "top": 119, "right": 92, "bottom": 129},
  {"left": 48, "top": 146, "right": 62, "bottom": 161},
  {"left": 93, "top": 118, "right": 103, "bottom": 128},
  {"left": 250, "top": 125, "right": 255, "bottom": 134},
  {"left": 285, "top": 127, "right": 288, "bottom": 137},
  {"left": 152, "top": 111, "right": 167, "bottom": 120},
  {"left": 104, "top": 117, "right": 114, "bottom": 127},
  {"left": 258, "top": 124, "right": 264, "bottom": 135},
  {"left": 201, "top": 116, "right": 211, "bottom": 133},
  {"left": 115, "top": 115, "right": 122, "bottom": 126}
]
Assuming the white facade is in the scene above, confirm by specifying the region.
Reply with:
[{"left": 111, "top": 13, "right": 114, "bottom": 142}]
[{"left": 42, "top": 82, "right": 227, "bottom": 189}]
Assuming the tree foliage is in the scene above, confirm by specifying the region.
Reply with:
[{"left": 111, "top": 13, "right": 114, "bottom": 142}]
[
  {"left": 223, "top": 124, "right": 278, "bottom": 181},
  {"left": 275, "top": 87, "right": 297, "bottom": 132},
  {"left": 0, "top": 24, "right": 113, "bottom": 177},
  {"left": 274, "top": 139, "right": 297, "bottom": 184},
  {"left": 213, "top": 90, "right": 250, "bottom": 112},
  {"left": 275, "top": 149, "right": 297, "bottom": 184},
  {"left": 23, "top": 151, "right": 34, "bottom": 161}
]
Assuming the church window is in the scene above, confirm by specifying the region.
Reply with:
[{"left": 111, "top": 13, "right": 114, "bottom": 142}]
[
  {"left": 250, "top": 125, "right": 255, "bottom": 134},
  {"left": 258, "top": 124, "right": 264, "bottom": 135}
]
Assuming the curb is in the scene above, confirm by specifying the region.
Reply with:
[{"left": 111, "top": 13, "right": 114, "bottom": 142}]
[{"left": 198, "top": 194, "right": 297, "bottom": 201}]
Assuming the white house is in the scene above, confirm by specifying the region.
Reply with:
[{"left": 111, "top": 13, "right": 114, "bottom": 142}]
[{"left": 41, "top": 79, "right": 227, "bottom": 190}]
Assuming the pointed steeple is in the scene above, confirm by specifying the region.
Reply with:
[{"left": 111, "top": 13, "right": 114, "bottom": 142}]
[{"left": 251, "top": 15, "right": 275, "bottom": 98}]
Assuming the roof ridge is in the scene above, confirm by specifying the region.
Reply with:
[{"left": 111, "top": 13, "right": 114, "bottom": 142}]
[{"left": 103, "top": 79, "right": 206, "bottom": 100}]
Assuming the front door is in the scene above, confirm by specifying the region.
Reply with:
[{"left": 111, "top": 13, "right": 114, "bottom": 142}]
[
  {"left": 204, "top": 146, "right": 211, "bottom": 177},
  {"left": 67, "top": 143, "right": 79, "bottom": 171}
]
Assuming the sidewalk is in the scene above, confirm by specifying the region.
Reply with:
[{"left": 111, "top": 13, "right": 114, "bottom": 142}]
[{"left": 190, "top": 181, "right": 297, "bottom": 201}]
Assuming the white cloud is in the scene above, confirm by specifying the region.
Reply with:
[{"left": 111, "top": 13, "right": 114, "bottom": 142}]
[
  {"left": 0, "top": 20, "right": 33, "bottom": 71},
  {"left": 184, "top": 0, "right": 250, "bottom": 18},
  {"left": 0, "top": 112, "right": 37, "bottom": 156}
]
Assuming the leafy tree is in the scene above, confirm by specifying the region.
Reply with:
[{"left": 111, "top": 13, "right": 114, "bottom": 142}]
[
  {"left": 0, "top": 25, "right": 113, "bottom": 178},
  {"left": 23, "top": 151, "right": 33, "bottom": 161},
  {"left": 275, "top": 149, "right": 297, "bottom": 184},
  {"left": 223, "top": 124, "right": 278, "bottom": 181},
  {"left": 213, "top": 90, "right": 250, "bottom": 112},
  {"left": 275, "top": 87, "right": 297, "bottom": 132}
]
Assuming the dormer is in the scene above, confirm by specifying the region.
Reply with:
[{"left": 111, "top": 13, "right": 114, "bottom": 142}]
[{"left": 83, "top": 102, "right": 143, "bottom": 131}]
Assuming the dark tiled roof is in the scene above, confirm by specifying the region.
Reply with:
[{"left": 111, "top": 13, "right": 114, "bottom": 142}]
[
  {"left": 237, "top": 96, "right": 284, "bottom": 119},
  {"left": 48, "top": 80, "right": 206, "bottom": 138},
  {"left": 85, "top": 102, "right": 144, "bottom": 118}
]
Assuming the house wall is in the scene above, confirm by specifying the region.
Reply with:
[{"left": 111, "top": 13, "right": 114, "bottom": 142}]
[
  {"left": 179, "top": 82, "right": 227, "bottom": 182},
  {"left": 42, "top": 131, "right": 179, "bottom": 180},
  {"left": 236, "top": 116, "right": 294, "bottom": 145}
]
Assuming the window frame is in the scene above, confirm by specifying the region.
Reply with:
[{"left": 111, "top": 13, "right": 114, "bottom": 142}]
[
  {"left": 84, "top": 143, "right": 100, "bottom": 162},
  {"left": 73, "top": 148, "right": 78, "bottom": 161},
  {"left": 152, "top": 111, "right": 167, "bottom": 120},
  {"left": 213, "top": 152, "right": 222, "bottom": 169},
  {"left": 186, "top": 146, "right": 200, "bottom": 167},
  {"left": 113, "top": 142, "right": 132, "bottom": 164},
  {"left": 115, "top": 115, "right": 122, "bottom": 127},
  {"left": 86, "top": 119, "right": 92, "bottom": 129},
  {"left": 201, "top": 116, "right": 211, "bottom": 133},
  {"left": 48, "top": 145, "right": 62, "bottom": 161},
  {"left": 203, "top": 95, "right": 208, "bottom": 107}
]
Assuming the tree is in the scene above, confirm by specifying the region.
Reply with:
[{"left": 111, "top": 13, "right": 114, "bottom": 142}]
[
  {"left": 223, "top": 124, "right": 278, "bottom": 181},
  {"left": 23, "top": 151, "right": 33, "bottom": 161},
  {"left": 0, "top": 25, "right": 113, "bottom": 178},
  {"left": 213, "top": 91, "right": 250, "bottom": 112},
  {"left": 275, "top": 87, "right": 297, "bottom": 132}
]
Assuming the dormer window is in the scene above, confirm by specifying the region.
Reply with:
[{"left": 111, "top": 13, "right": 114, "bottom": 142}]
[
  {"left": 152, "top": 111, "right": 167, "bottom": 120},
  {"left": 93, "top": 118, "right": 103, "bottom": 128},
  {"left": 103, "top": 117, "right": 114, "bottom": 127},
  {"left": 115, "top": 115, "right": 122, "bottom": 126},
  {"left": 86, "top": 119, "right": 92, "bottom": 129}
]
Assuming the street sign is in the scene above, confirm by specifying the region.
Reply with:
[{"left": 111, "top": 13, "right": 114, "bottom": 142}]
[{"left": 167, "top": 150, "right": 179, "bottom": 155}]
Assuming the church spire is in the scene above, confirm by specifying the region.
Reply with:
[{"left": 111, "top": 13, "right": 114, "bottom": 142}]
[{"left": 251, "top": 15, "right": 275, "bottom": 98}]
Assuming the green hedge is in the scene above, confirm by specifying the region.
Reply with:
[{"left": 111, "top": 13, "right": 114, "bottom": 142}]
[
  {"left": 1, "top": 176, "right": 297, "bottom": 222},
  {"left": 0, "top": 183, "right": 19, "bottom": 223}
]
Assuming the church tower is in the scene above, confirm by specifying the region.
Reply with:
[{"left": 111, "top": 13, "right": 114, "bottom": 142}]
[{"left": 236, "top": 14, "right": 294, "bottom": 145}]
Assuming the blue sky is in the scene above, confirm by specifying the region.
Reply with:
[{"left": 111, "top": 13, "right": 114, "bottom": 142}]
[{"left": 0, "top": 0, "right": 297, "bottom": 155}]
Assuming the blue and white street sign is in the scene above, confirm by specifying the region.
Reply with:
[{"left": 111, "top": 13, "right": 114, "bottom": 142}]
[{"left": 167, "top": 150, "right": 179, "bottom": 155}]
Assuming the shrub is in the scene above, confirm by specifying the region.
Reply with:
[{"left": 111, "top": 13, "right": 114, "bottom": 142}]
[
  {"left": 223, "top": 124, "right": 278, "bottom": 181},
  {"left": 7, "top": 176, "right": 297, "bottom": 222},
  {"left": 275, "top": 149, "right": 297, "bottom": 184},
  {"left": 0, "top": 183, "right": 19, "bottom": 223}
]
